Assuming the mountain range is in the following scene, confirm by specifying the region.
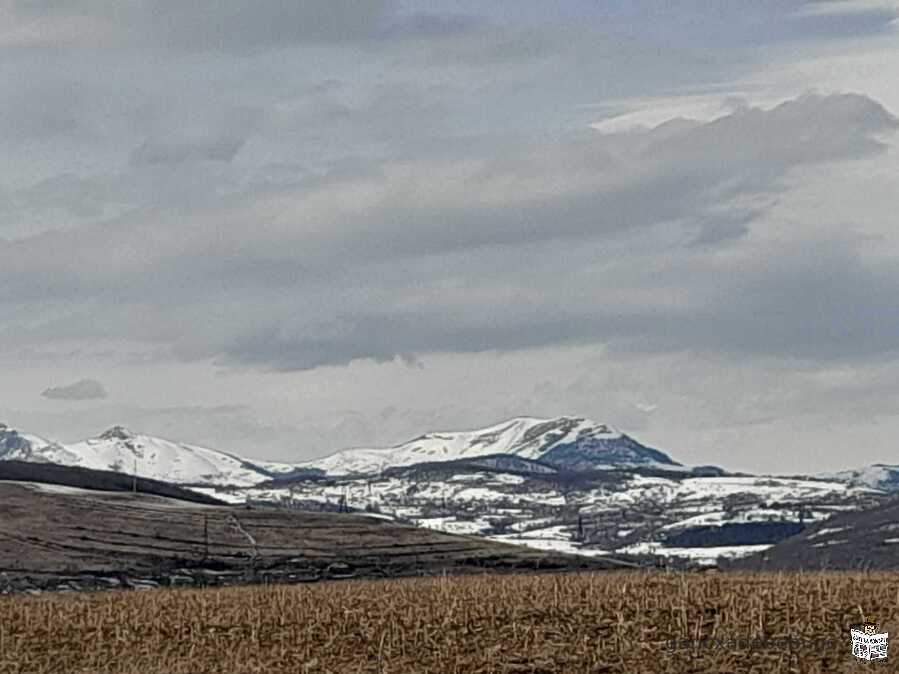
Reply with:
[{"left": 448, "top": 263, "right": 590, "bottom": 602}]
[
  {"left": 2, "top": 415, "right": 894, "bottom": 567},
  {"left": 0, "top": 416, "right": 682, "bottom": 485},
  {"left": 1, "top": 416, "right": 893, "bottom": 491}
]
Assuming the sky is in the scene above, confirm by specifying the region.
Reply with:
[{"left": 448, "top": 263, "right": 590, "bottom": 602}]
[{"left": 2, "top": 1, "right": 899, "bottom": 474}]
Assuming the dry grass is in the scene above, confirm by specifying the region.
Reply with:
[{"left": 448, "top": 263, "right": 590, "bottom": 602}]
[{"left": 2, "top": 571, "right": 897, "bottom": 673}]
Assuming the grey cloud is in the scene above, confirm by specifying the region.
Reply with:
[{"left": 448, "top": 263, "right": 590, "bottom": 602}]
[
  {"left": 4, "top": 0, "right": 899, "bottom": 474},
  {"left": 128, "top": 103, "right": 257, "bottom": 166},
  {"left": 691, "top": 208, "right": 771, "bottom": 247},
  {"left": 587, "top": 0, "right": 898, "bottom": 48},
  {"left": 686, "top": 238, "right": 899, "bottom": 360},
  {"left": 130, "top": 136, "right": 246, "bottom": 165},
  {"left": 310, "top": 94, "right": 897, "bottom": 261},
  {"left": 381, "top": 12, "right": 484, "bottom": 39},
  {"left": 0, "top": 73, "right": 94, "bottom": 141},
  {"left": 41, "top": 378, "right": 108, "bottom": 400},
  {"left": 0, "top": 94, "right": 896, "bottom": 372},
  {"left": 5, "top": 1, "right": 394, "bottom": 51}
]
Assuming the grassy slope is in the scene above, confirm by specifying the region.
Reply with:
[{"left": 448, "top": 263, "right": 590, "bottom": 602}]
[{"left": 0, "top": 482, "right": 624, "bottom": 591}]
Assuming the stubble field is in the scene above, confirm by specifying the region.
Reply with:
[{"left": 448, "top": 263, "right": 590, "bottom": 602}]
[{"left": 2, "top": 571, "right": 897, "bottom": 673}]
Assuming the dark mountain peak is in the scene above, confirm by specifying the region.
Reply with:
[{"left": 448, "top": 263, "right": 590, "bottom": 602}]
[
  {"left": 99, "top": 426, "right": 135, "bottom": 441},
  {"left": 0, "top": 425, "right": 30, "bottom": 452}
]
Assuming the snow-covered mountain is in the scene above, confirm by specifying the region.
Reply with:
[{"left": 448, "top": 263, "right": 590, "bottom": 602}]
[
  {"left": 0, "top": 423, "right": 68, "bottom": 461},
  {"left": 0, "top": 424, "right": 298, "bottom": 487},
  {"left": 2, "top": 416, "right": 675, "bottom": 486},
  {"left": 297, "top": 416, "right": 680, "bottom": 476},
  {"left": 819, "top": 464, "right": 899, "bottom": 492}
]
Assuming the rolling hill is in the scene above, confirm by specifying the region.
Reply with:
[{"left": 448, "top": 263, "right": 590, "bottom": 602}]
[
  {"left": 723, "top": 494, "right": 899, "bottom": 571},
  {"left": 0, "top": 479, "right": 632, "bottom": 594}
]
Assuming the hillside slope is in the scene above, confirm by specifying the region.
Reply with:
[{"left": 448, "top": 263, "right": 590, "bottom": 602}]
[
  {"left": 204, "top": 463, "right": 883, "bottom": 565},
  {"left": 0, "top": 460, "right": 224, "bottom": 505},
  {"left": 723, "top": 495, "right": 899, "bottom": 571},
  {"left": 0, "top": 481, "right": 633, "bottom": 594},
  {"left": 819, "top": 463, "right": 899, "bottom": 492}
]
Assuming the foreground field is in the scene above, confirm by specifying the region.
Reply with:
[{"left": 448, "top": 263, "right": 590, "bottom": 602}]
[{"left": 2, "top": 571, "right": 897, "bottom": 673}]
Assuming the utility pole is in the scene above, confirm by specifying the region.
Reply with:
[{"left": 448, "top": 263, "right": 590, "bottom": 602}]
[
  {"left": 203, "top": 514, "right": 209, "bottom": 560},
  {"left": 132, "top": 457, "right": 138, "bottom": 494}
]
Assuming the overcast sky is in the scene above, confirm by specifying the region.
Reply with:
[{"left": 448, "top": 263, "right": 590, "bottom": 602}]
[{"left": 2, "top": 1, "right": 899, "bottom": 474}]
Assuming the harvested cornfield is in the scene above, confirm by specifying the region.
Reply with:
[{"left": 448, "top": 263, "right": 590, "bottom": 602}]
[{"left": 2, "top": 571, "right": 896, "bottom": 673}]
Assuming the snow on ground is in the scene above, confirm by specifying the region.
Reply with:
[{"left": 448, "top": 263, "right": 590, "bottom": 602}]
[
  {"left": 417, "top": 517, "right": 491, "bottom": 535},
  {"left": 9, "top": 481, "right": 216, "bottom": 507},
  {"left": 358, "top": 512, "right": 397, "bottom": 521},
  {"left": 193, "top": 487, "right": 244, "bottom": 504},
  {"left": 192, "top": 466, "right": 882, "bottom": 567},
  {"left": 452, "top": 486, "right": 514, "bottom": 502},
  {"left": 819, "top": 464, "right": 899, "bottom": 491},
  {"left": 490, "top": 473, "right": 526, "bottom": 485},
  {"left": 13, "top": 481, "right": 115, "bottom": 496},
  {"left": 489, "top": 534, "right": 611, "bottom": 557},
  {"left": 807, "top": 526, "right": 848, "bottom": 539},
  {"left": 510, "top": 517, "right": 557, "bottom": 532},
  {"left": 660, "top": 508, "right": 799, "bottom": 531},
  {"left": 616, "top": 542, "right": 772, "bottom": 565},
  {"left": 509, "top": 525, "right": 570, "bottom": 540},
  {"left": 581, "top": 474, "right": 868, "bottom": 515}
]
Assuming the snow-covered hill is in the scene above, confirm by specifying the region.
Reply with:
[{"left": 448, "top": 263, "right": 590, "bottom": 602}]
[
  {"left": 819, "top": 464, "right": 899, "bottom": 492},
  {"left": 298, "top": 416, "right": 680, "bottom": 476},
  {"left": 201, "top": 466, "right": 884, "bottom": 565},
  {"left": 0, "top": 424, "right": 297, "bottom": 487}
]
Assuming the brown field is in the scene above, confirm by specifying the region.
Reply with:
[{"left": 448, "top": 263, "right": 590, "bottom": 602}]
[{"left": 2, "top": 572, "right": 898, "bottom": 673}]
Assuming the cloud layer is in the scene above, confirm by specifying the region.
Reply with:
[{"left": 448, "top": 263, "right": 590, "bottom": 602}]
[
  {"left": 41, "top": 379, "right": 109, "bottom": 401},
  {"left": 2, "top": 93, "right": 895, "bottom": 372},
  {"left": 1, "top": 1, "right": 898, "bottom": 472}
]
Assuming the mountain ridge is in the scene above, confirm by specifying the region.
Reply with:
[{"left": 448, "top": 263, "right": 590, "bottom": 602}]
[
  {"left": 0, "top": 415, "right": 681, "bottom": 485},
  {"left": 0, "top": 422, "right": 294, "bottom": 486},
  {"left": 296, "top": 415, "right": 681, "bottom": 476},
  {"left": 2, "top": 417, "right": 894, "bottom": 494}
]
